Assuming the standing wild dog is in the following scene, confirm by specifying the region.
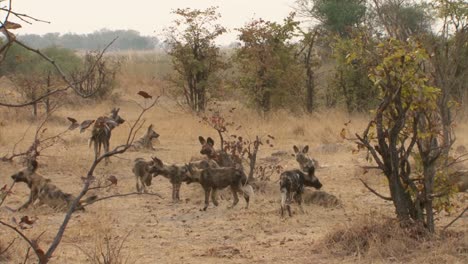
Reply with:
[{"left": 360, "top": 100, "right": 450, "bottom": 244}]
[
  {"left": 130, "top": 124, "right": 160, "bottom": 151},
  {"left": 149, "top": 157, "right": 191, "bottom": 202},
  {"left": 132, "top": 158, "right": 156, "bottom": 193},
  {"left": 186, "top": 164, "right": 254, "bottom": 211},
  {"left": 280, "top": 166, "right": 322, "bottom": 217},
  {"left": 149, "top": 157, "right": 219, "bottom": 202},
  {"left": 293, "top": 145, "right": 319, "bottom": 171},
  {"left": 89, "top": 108, "right": 125, "bottom": 164},
  {"left": 10, "top": 160, "right": 97, "bottom": 212},
  {"left": 198, "top": 136, "right": 242, "bottom": 168}
]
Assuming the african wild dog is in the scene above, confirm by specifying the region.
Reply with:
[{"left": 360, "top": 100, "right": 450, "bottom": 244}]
[
  {"left": 149, "top": 157, "right": 196, "bottom": 202},
  {"left": 186, "top": 164, "right": 254, "bottom": 211},
  {"left": 130, "top": 124, "right": 159, "bottom": 151},
  {"left": 132, "top": 158, "right": 156, "bottom": 193},
  {"left": 198, "top": 136, "right": 242, "bottom": 168},
  {"left": 10, "top": 160, "right": 97, "bottom": 212},
  {"left": 293, "top": 145, "right": 319, "bottom": 171},
  {"left": 89, "top": 108, "right": 125, "bottom": 164},
  {"left": 280, "top": 166, "right": 322, "bottom": 217}
]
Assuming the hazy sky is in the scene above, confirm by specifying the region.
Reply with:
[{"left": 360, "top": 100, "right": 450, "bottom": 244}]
[{"left": 10, "top": 0, "right": 298, "bottom": 44}]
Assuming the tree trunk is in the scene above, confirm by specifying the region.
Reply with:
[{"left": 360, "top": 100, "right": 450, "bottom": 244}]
[
  {"left": 306, "top": 67, "right": 315, "bottom": 113},
  {"left": 261, "top": 90, "right": 271, "bottom": 114},
  {"left": 423, "top": 163, "right": 436, "bottom": 232},
  {"left": 387, "top": 173, "right": 415, "bottom": 222}
]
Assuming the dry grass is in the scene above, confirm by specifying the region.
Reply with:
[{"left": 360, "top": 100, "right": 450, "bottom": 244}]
[
  {"left": 320, "top": 214, "right": 468, "bottom": 263},
  {"left": 1, "top": 61, "right": 467, "bottom": 263}
]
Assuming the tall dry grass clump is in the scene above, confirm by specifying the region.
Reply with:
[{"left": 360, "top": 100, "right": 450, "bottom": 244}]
[{"left": 320, "top": 214, "right": 468, "bottom": 263}]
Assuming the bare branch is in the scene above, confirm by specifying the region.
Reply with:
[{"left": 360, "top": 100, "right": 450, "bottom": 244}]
[
  {"left": 0, "top": 181, "right": 15, "bottom": 208},
  {"left": 0, "top": 37, "right": 118, "bottom": 108},
  {"left": 443, "top": 206, "right": 468, "bottom": 231},
  {"left": 0, "top": 238, "right": 16, "bottom": 256},
  {"left": 84, "top": 192, "right": 163, "bottom": 206},
  {"left": 358, "top": 178, "right": 392, "bottom": 201},
  {"left": 0, "top": 220, "right": 45, "bottom": 263},
  {"left": 0, "top": 6, "right": 50, "bottom": 25}
]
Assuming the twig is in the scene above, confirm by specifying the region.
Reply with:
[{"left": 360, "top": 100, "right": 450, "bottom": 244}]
[
  {"left": 358, "top": 178, "right": 392, "bottom": 201},
  {"left": 0, "top": 220, "right": 44, "bottom": 262},
  {"left": 0, "top": 238, "right": 16, "bottom": 256},
  {"left": 85, "top": 192, "right": 163, "bottom": 206},
  {"left": 0, "top": 6, "right": 50, "bottom": 25},
  {"left": 443, "top": 206, "right": 467, "bottom": 231},
  {"left": 0, "top": 181, "right": 15, "bottom": 208},
  {"left": 22, "top": 247, "right": 30, "bottom": 264}
]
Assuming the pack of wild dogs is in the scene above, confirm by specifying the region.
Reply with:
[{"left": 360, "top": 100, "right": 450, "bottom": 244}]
[{"left": 9, "top": 108, "right": 323, "bottom": 217}]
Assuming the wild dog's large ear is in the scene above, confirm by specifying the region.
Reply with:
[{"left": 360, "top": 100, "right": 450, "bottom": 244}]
[
  {"left": 199, "top": 136, "right": 206, "bottom": 145},
  {"left": 293, "top": 145, "right": 300, "bottom": 154},
  {"left": 303, "top": 145, "right": 309, "bottom": 154},
  {"left": 207, "top": 137, "right": 214, "bottom": 146},
  {"left": 151, "top": 156, "right": 163, "bottom": 167},
  {"left": 148, "top": 124, "right": 153, "bottom": 131},
  {"left": 27, "top": 159, "right": 38, "bottom": 172},
  {"left": 115, "top": 108, "right": 120, "bottom": 113}
]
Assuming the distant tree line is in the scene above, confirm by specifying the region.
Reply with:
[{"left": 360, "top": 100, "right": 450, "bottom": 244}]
[{"left": 18, "top": 29, "right": 159, "bottom": 51}]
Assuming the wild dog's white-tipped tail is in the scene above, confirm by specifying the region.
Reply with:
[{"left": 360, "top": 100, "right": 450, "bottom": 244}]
[{"left": 241, "top": 184, "right": 254, "bottom": 199}]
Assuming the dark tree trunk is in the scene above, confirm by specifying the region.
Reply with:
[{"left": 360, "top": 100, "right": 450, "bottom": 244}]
[{"left": 306, "top": 66, "right": 315, "bottom": 113}]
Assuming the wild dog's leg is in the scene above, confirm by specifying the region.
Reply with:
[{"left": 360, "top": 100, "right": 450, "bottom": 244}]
[
  {"left": 171, "top": 183, "right": 177, "bottom": 202},
  {"left": 18, "top": 189, "right": 38, "bottom": 211},
  {"left": 238, "top": 182, "right": 250, "bottom": 209},
  {"left": 280, "top": 188, "right": 287, "bottom": 217},
  {"left": 228, "top": 185, "right": 239, "bottom": 209},
  {"left": 142, "top": 180, "right": 148, "bottom": 193},
  {"left": 176, "top": 183, "right": 181, "bottom": 201},
  {"left": 203, "top": 187, "right": 211, "bottom": 211},
  {"left": 211, "top": 188, "right": 218, "bottom": 206},
  {"left": 94, "top": 140, "right": 100, "bottom": 161},
  {"left": 136, "top": 176, "right": 141, "bottom": 193},
  {"left": 104, "top": 138, "right": 110, "bottom": 165},
  {"left": 295, "top": 192, "right": 304, "bottom": 213},
  {"left": 286, "top": 191, "right": 293, "bottom": 217}
]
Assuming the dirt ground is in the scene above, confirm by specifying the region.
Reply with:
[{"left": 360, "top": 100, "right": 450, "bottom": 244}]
[{"left": 1, "top": 99, "right": 467, "bottom": 263}]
